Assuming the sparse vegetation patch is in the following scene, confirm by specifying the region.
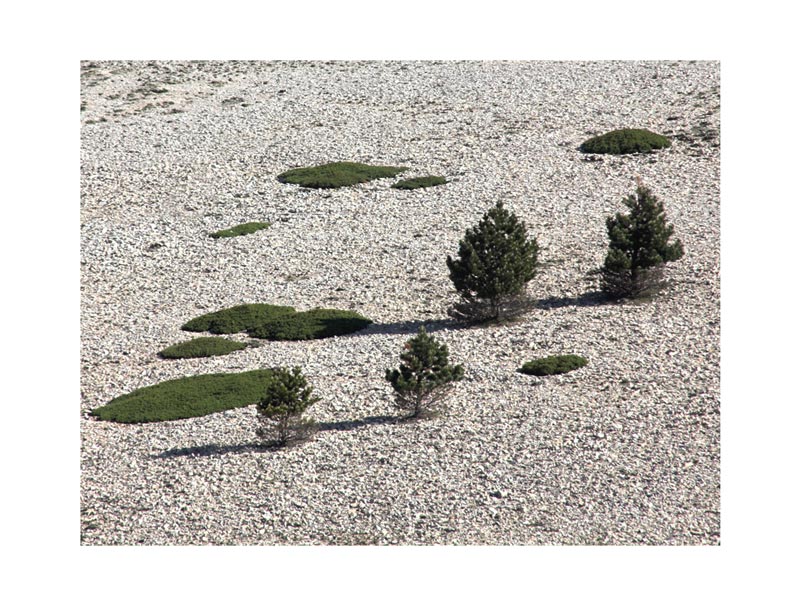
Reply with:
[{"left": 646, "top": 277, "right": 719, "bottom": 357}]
[
  {"left": 182, "top": 304, "right": 295, "bottom": 334},
  {"left": 158, "top": 336, "right": 249, "bottom": 359},
  {"left": 183, "top": 304, "right": 372, "bottom": 340},
  {"left": 579, "top": 128, "right": 671, "bottom": 154},
  {"left": 277, "top": 161, "right": 407, "bottom": 189},
  {"left": 211, "top": 222, "right": 270, "bottom": 239},
  {"left": 518, "top": 355, "right": 588, "bottom": 376},
  {"left": 391, "top": 176, "right": 448, "bottom": 190},
  {"left": 90, "top": 370, "right": 275, "bottom": 423},
  {"left": 248, "top": 308, "right": 373, "bottom": 340}
]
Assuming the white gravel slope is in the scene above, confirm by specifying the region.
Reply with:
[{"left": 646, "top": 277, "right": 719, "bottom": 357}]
[{"left": 80, "top": 60, "right": 720, "bottom": 545}]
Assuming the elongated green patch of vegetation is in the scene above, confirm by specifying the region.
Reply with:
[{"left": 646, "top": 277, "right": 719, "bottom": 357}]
[
  {"left": 391, "top": 176, "right": 448, "bottom": 190},
  {"left": 277, "top": 161, "right": 407, "bottom": 188},
  {"left": 90, "top": 370, "right": 274, "bottom": 423},
  {"left": 518, "top": 355, "right": 588, "bottom": 376},
  {"left": 579, "top": 129, "right": 671, "bottom": 154},
  {"left": 210, "top": 222, "right": 270, "bottom": 239},
  {"left": 182, "top": 304, "right": 372, "bottom": 340},
  {"left": 158, "top": 336, "right": 249, "bottom": 359},
  {"left": 248, "top": 308, "right": 373, "bottom": 340},
  {"left": 182, "top": 304, "right": 295, "bottom": 334}
]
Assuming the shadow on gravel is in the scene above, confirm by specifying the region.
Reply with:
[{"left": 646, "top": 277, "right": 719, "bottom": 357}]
[
  {"left": 154, "top": 442, "right": 280, "bottom": 458},
  {"left": 153, "top": 415, "right": 400, "bottom": 459},
  {"left": 356, "top": 295, "right": 616, "bottom": 333},
  {"left": 536, "top": 291, "right": 613, "bottom": 310},
  {"left": 357, "top": 318, "right": 469, "bottom": 337},
  {"left": 318, "top": 414, "right": 398, "bottom": 432}
]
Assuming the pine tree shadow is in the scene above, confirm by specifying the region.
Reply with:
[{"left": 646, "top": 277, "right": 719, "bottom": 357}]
[
  {"left": 153, "top": 442, "right": 281, "bottom": 458},
  {"left": 317, "top": 414, "right": 399, "bottom": 432},
  {"left": 153, "top": 415, "right": 399, "bottom": 459},
  {"left": 356, "top": 317, "right": 469, "bottom": 337},
  {"left": 536, "top": 290, "right": 614, "bottom": 310}
]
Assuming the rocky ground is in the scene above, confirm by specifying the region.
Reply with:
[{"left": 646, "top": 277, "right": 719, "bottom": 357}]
[{"left": 80, "top": 60, "right": 720, "bottom": 545}]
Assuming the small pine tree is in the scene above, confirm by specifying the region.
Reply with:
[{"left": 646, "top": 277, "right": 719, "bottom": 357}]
[
  {"left": 602, "top": 181, "right": 684, "bottom": 299},
  {"left": 446, "top": 201, "right": 539, "bottom": 322},
  {"left": 256, "top": 367, "right": 320, "bottom": 446},
  {"left": 385, "top": 326, "right": 464, "bottom": 419}
]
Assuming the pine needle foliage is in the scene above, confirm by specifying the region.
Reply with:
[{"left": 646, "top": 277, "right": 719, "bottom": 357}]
[
  {"left": 602, "top": 182, "right": 684, "bottom": 299},
  {"left": 446, "top": 201, "right": 539, "bottom": 322},
  {"left": 256, "top": 367, "right": 320, "bottom": 447},
  {"left": 385, "top": 327, "right": 464, "bottom": 419}
]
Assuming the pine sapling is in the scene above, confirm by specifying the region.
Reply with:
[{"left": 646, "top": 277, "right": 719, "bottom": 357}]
[
  {"left": 385, "top": 326, "right": 464, "bottom": 419},
  {"left": 256, "top": 367, "right": 320, "bottom": 446},
  {"left": 601, "top": 181, "right": 684, "bottom": 299},
  {"left": 446, "top": 201, "right": 539, "bottom": 322}
]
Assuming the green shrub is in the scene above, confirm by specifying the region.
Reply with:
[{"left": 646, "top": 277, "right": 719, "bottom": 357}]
[
  {"left": 601, "top": 182, "right": 684, "bottom": 299},
  {"left": 210, "top": 222, "right": 270, "bottom": 239},
  {"left": 385, "top": 326, "right": 464, "bottom": 419},
  {"left": 518, "top": 355, "right": 588, "bottom": 376},
  {"left": 256, "top": 367, "right": 320, "bottom": 446},
  {"left": 248, "top": 308, "right": 373, "bottom": 340},
  {"left": 579, "top": 128, "right": 671, "bottom": 154},
  {"left": 157, "top": 337, "right": 249, "bottom": 359},
  {"left": 183, "top": 304, "right": 372, "bottom": 340},
  {"left": 446, "top": 201, "right": 539, "bottom": 322},
  {"left": 277, "top": 161, "right": 407, "bottom": 188},
  {"left": 391, "top": 176, "right": 447, "bottom": 190},
  {"left": 90, "top": 370, "right": 274, "bottom": 423},
  {"left": 181, "top": 304, "right": 295, "bottom": 334}
]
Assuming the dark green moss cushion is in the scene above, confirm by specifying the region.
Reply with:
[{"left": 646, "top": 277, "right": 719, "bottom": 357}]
[
  {"left": 518, "top": 355, "right": 588, "bottom": 376},
  {"left": 391, "top": 176, "right": 447, "bottom": 190},
  {"left": 182, "top": 304, "right": 296, "bottom": 334},
  {"left": 182, "top": 304, "right": 372, "bottom": 340},
  {"left": 248, "top": 308, "right": 373, "bottom": 340},
  {"left": 211, "top": 222, "right": 270, "bottom": 239},
  {"left": 277, "top": 162, "right": 407, "bottom": 188},
  {"left": 158, "top": 337, "right": 249, "bottom": 359},
  {"left": 90, "top": 370, "right": 275, "bottom": 423},
  {"left": 579, "top": 129, "right": 671, "bottom": 154}
]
